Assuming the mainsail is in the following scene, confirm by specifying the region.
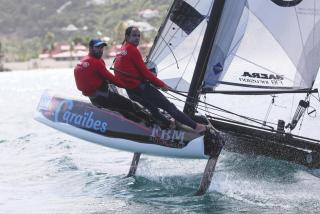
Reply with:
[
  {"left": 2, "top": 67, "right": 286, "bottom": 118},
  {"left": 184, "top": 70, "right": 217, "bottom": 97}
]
[
  {"left": 148, "top": 0, "right": 320, "bottom": 90},
  {"left": 147, "top": 0, "right": 320, "bottom": 136}
]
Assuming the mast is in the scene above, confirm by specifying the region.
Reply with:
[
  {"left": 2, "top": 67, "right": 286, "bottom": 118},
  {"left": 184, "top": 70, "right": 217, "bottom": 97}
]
[{"left": 183, "top": 0, "right": 226, "bottom": 116}]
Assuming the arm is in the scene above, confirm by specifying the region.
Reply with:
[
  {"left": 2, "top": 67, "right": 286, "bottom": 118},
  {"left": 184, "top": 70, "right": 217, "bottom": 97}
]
[
  {"left": 130, "top": 47, "right": 165, "bottom": 88},
  {"left": 96, "top": 60, "right": 125, "bottom": 88}
]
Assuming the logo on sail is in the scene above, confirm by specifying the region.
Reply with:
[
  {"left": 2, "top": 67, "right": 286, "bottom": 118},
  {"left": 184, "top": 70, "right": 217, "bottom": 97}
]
[
  {"left": 242, "top": 72, "right": 283, "bottom": 80},
  {"left": 271, "top": 0, "right": 303, "bottom": 7},
  {"left": 239, "top": 72, "right": 284, "bottom": 86}
]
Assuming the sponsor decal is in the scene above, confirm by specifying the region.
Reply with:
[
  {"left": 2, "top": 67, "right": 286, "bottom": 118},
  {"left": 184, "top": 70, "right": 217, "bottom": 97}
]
[
  {"left": 54, "top": 99, "right": 108, "bottom": 133},
  {"left": 117, "top": 50, "right": 127, "bottom": 56},
  {"left": 151, "top": 125, "right": 185, "bottom": 146},
  {"left": 242, "top": 72, "right": 284, "bottom": 80},
  {"left": 239, "top": 72, "right": 284, "bottom": 86},
  {"left": 38, "top": 92, "right": 53, "bottom": 111},
  {"left": 82, "top": 61, "right": 90, "bottom": 68}
]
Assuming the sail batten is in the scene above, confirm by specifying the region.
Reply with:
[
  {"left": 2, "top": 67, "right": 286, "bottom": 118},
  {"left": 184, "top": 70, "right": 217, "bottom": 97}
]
[
  {"left": 217, "top": 81, "right": 301, "bottom": 90},
  {"left": 202, "top": 88, "right": 318, "bottom": 95}
]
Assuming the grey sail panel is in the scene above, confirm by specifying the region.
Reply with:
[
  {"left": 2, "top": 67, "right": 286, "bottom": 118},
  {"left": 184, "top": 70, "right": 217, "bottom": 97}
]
[{"left": 170, "top": 0, "right": 206, "bottom": 35}]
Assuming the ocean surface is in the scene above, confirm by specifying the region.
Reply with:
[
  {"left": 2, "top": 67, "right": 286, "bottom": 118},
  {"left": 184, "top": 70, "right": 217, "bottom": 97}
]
[{"left": 0, "top": 68, "right": 320, "bottom": 214}]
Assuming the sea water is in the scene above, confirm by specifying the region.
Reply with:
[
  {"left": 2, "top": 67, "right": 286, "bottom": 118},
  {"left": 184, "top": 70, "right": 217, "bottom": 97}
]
[{"left": 0, "top": 68, "right": 320, "bottom": 214}]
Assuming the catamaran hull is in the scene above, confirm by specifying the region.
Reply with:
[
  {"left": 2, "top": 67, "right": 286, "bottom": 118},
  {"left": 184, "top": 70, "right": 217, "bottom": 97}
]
[
  {"left": 211, "top": 117, "right": 320, "bottom": 169},
  {"left": 34, "top": 91, "right": 227, "bottom": 196},
  {"left": 35, "top": 114, "right": 207, "bottom": 158},
  {"left": 34, "top": 92, "right": 212, "bottom": 159},
  {"left": 34, "top": 91, "right": 320, "bottom": 168}
]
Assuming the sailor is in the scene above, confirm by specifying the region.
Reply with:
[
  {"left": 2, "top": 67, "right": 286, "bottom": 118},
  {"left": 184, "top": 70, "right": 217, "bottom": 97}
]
[
  {"left": 114, "top": 26, "right": 206, "bottom": 132},
  {"left": 74, "top": 38, "right": 146, "bottom": 121}
]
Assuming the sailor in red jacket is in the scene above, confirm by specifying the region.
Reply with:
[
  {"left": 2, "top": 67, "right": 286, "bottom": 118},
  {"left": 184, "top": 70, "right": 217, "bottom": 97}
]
[
  {"left": 114, "top": 27, "right": 206, "bottom": 132},
  {"left": 74, "top": 38, "right": 145, "bottom": 121}
]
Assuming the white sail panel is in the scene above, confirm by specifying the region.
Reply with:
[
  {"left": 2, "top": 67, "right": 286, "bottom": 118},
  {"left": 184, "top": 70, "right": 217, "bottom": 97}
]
[
  {"left": 216, "top": 9, "right": 298, "bottom": 89},
  {"left": 147, "top": 0, "right": 214, "bottom": 90},
  {"left": 148, "top": 0, "right": 212, "bottom": 64},
  {"left": 248, "top": 0, "right": 320, "bottom": 88},
  {"left": 156, "top": 21, "right": 207, "bottom": 86},
  {"left": 203, "top": 0, "right": 320, "bottom": 90}
]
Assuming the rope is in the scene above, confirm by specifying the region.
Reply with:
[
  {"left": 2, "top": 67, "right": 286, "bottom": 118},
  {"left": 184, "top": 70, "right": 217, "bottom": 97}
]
[
  {"left": 263, "top": 95, "right": 276, "bottom": 126},
  {"left": 163, "top": 88, "right": 275, "bottom": 128}
]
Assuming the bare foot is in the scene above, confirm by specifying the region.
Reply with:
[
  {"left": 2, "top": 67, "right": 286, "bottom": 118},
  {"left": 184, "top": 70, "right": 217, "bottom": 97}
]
[{"left": 169, "top": 118, "right": 176, "bottom": 129}]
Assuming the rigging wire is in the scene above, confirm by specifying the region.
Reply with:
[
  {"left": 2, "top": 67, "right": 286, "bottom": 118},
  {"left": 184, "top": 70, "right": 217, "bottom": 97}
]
[
  {"left": 148, "top": 0, "right": 202, "bottom": 64},
  {"left": 163, "top": 89, "right": 276, "bottom": 128},
  {"left": 148, "top": 9, "right": 211, "bottom": 90},
  {"left": 182, "top": 94, "right": 276, "bottom": 127},
  {"left": 311, "top": 90, "right": 320, "bottom": 102},
  {"left": 148, "top": 24, "right": 176, "bottom": 63},
  {"left": 147, "top": 0, "right": 210, "bottom": 90},
  {"left": 147, "top": 1, "right": 176, "bottom": 63},
  {"left": 158, "top": 34, "right": 180, "bottom": 69},
  {"left": 156, "top": 54, "right": 192, "bottom": 72},
  {"left": 165, "top": 93, "right": 254, "bottom": 125},
  {"left": 174, "top": 22, "right": 207, "bottom": 89}
]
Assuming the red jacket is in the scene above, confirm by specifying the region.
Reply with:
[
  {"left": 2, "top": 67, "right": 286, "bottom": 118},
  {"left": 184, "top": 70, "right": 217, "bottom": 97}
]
[
  {"left": 74, "top": 55, "right": 124, "bottom": 96},
  {"left": 114, "top": 42, "right": 165, "bottom": 89}
]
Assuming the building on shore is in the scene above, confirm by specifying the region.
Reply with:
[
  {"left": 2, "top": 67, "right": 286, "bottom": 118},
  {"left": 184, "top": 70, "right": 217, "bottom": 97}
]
[{"left": 39, "top": 43, "right": 88, "bottom": 61}]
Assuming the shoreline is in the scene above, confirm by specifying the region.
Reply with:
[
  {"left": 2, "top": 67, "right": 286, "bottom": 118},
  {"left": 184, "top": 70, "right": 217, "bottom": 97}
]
[
  {"left": 3, "top": 59, "right": 78, "bottom": 71},
  {"left": 3, "top": 58, "right": 114, "bottom": 71}
]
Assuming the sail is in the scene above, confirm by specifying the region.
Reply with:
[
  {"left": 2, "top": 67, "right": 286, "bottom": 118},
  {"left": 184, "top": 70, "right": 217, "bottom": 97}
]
[
  {"left": 147, "top": 0, "right": 214, "bottom": 89},
  {"left": 145, "top": 0, "right": 320, "bottom": 136},
  {"left": 203, "top": 0, "right": 320, "bottom": 90}
]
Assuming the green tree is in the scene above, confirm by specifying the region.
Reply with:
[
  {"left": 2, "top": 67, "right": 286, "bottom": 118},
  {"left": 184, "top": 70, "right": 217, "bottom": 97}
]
[
  {"left": 72, "top": 36, "right": 90, "bottom": 46},
  {"left": 113, "top": 21, "right": 128, "bottom": 44},
  {"left": 44, "top": 32, "right": 55, "bottom": 51},
  {"left": 0, "top": 42, "right": 4, "bottom": 71}
]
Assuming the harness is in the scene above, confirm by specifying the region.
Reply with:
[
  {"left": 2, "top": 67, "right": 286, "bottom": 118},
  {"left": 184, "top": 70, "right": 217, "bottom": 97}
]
[{"left": 110, "top": 67, "right": 144, "bottom": 81}]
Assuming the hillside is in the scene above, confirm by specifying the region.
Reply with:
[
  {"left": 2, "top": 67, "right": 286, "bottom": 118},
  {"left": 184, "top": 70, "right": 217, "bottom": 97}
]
[{"left": 0, "top": 0, "right": 172, "bottom": 61}]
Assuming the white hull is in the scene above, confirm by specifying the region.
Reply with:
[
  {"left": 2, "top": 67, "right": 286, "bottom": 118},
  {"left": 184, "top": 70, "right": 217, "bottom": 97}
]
[{"left": 35, "top": 113, "right": 208, "bottom": 159}]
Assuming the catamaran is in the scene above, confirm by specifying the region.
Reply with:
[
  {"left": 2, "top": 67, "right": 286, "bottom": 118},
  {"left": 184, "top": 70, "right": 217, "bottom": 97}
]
[{"left": 35, "top": 0, "right": 320, "bottom": 195}]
